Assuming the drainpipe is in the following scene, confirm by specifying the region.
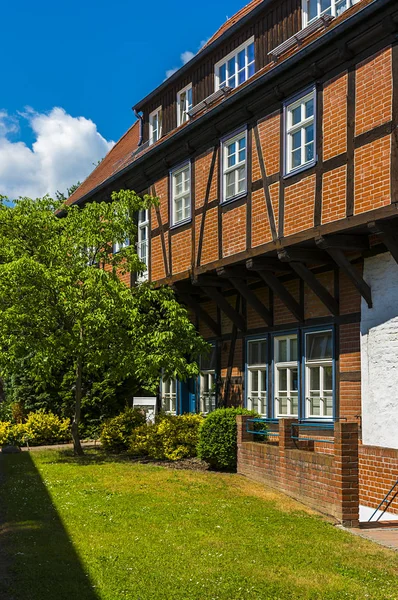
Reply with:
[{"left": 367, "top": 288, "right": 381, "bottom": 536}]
[{"left": 134, "top": 109, "right": 144, "bottom": 146}]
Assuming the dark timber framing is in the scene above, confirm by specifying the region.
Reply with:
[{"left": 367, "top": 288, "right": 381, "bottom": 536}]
[{"left": 253, "top": 124, "right": 277, "bottom": 240}]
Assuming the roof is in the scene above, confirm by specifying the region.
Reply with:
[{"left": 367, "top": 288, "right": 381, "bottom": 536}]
[
  {"left": 200, "top": 0, "right": 264, "bottom": 51},
  {"left": 66, "top": 121, "right": 140, "bottom": 205}
]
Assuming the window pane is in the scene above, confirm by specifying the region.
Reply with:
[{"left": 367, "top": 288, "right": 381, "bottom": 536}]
[
  {"left": 238, "top": 167, "right": 246, "bottom": 193},
  {"left": 279, "top": 396, "right": 288, "bottom": 415},
  {"left": 247, "top": 42, "right": 255, "bottom": 64},
  {"left": 248, "top": 62, "right": 255, "bottom": 78},
  {"left": 248, "top": 341, "right": 259, "bottom": 365},
  {"left": 290, "top": 337, "right": 298, "bottom": 361},
  {"left": 308, "top": 0, "right": 318, "bottom": 20},
  {"left": 291, "top": 105, "right": 301, "bottom": 126},
  {"left": 251, "top": 370, "right": 259, "bottom": 391},
  {"left": 238, "top": 49, "right": 245, "bottom": 70},
  {"left": 291, "top": 395, "right": 298, "bottom": 415},
  {"left": 277, "top": 339, "right": 287, "bottom": 362},
  {"left": 305, "top": 142, "right": 314, "bottom": 162},
  {"left": 325, "top": 394, "right": 333, "bottom": 417},
  {"left": 228, "top": 57, "right": 236, "bottom": 76},
  {"left": 321, "top": 0, "right": 332, "bottom": 13},
  {"left": 310, "top": 395, "right": 321, "bottom": 416},
  {"left": 219, "top": 63, "right": 226, "bottom": 86},
  {"left": 324, "top": 365, "right": 333, "bottom": 390},
  {"left": 238, "top": 70, "right": 246, "bottom": 85},
  {"left": 187, "top": 87, "right": 193, "bottom": 110},
  {"left": 309, "top": 366, "right": 320, "bottom": 391},
  {"left": 291, "top": 368, "right": 298, "bottom": 392},
  {"left": 305, "top": 124, "right": 314, "bottom": 143},
  {"left": 307, "top": 331, "right": 333, "bottom": 360},
  {"left": 292, "top": 148, "right": 301, "bottom": 169},
  {"left": 279, "top": 368, "right": 287, "bottom": 390},
  {"left": 305, "top": 98, "right": 314, "bottom": 119}
]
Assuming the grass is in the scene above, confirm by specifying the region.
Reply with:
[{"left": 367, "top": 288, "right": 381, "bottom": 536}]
[{"left": 1, "top": 450, "right": 398, "bottom": 600}]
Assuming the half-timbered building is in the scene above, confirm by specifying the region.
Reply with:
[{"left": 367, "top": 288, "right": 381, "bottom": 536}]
[{"left": 68, "top": 0, "right": 398, "bottom": 524}]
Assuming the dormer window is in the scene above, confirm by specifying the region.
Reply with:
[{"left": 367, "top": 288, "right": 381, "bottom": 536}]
[
  {"left": 149, "top": 107, "right": 162, "bottom": 145},
  {"left": 215, "top": 37, "right": 255, "bottom": 91},
  {"left": 302, "top": 0, "right": 356, "bottom": 26},
  {"left": 177, "top": 84, "right": 193, "bottom": 126}
]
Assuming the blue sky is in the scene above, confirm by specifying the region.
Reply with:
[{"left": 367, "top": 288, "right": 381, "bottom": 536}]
[
  {"left": 1, "top": 0, "right": 248, "bottom": 199},
  {"left": 3, "top": 0, "right": 247, "bottom": 144}
]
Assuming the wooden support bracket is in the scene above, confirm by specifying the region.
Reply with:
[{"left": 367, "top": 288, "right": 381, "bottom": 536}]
[
  {"left": 202, "top": 286, "right": 246, "bottom": 331},
  {"left": 368, "top": 220, "right": 398, "bottom": 266},
  {"left": 177, "top": 292, "right": 221, "bottom": 337},
  {"left": 288, "top": 261, "right": 339, "bottom": 316},
  {"left": 254, "top": 268, "right": 304, "bottom": 321}
]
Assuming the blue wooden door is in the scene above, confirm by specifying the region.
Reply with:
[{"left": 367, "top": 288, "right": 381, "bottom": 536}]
[{"left": 178, "top": 378, "right": 197, "bottom": 414}]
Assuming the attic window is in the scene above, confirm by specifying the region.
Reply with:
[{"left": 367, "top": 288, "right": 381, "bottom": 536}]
[
  {"left": 149, "top": 107, "right": 162, "bottom": 146},
  {"left": 177, "top": 84, "right": 193, "bottom": 126},
  {"left": 302, "top": 0, "right": 358, "bottom": 27},
  {"left": 215, "top": 37, "right": 255, "bottom": 91}
]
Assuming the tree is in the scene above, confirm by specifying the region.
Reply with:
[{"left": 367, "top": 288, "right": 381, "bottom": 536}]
[
  {"left": 55, "top": 181, "right": 82, "bottom": 202},
  {"left": 0, "top": 192, "right": 208, "bottom": 454}
]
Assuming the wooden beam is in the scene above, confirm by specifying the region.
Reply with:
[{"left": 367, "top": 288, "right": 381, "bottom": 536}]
[
  {"left": 246, "top": 257, "right": 292, "bottom": 272},
  {"left": 227, "top": 277, "right": 273, "bottom": 326},
  {"left": 316, "top": 234, "right": 369, "bottom": 252},
  {"left": 288, "top": 262, "right": 339, "bottom": 316},
  {"left": 192, "top": 275, "right": 230, "bottom": 288},
  {"left": 255, "top": 269, "right": 304, "bottom": 321},
  {"left": 278, "top": 248, "right": 331, "bottom": 264},
  {"left": 202, "top": 287, "right": 246, "bottom": 331},
  {"left": 217, "top": 266, "right": 252, "bottom": 280},
  {"left": 177, "top": 292, "right": 221, "bottom": 337},
  {"left": 368, "top": 220, "right": 398, "bottom": 265},
  {"left": 325, "top": 248, "right": 372, "bottom": 308}
]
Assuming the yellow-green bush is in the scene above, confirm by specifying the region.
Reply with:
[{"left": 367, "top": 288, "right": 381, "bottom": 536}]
[
  {"left": 23, "top": 412, "right": 71, "bottom": 446},
  {"left": 129, "top": 413, "right": 204, "bottom": 461},
  {"left": 0, "top": 412, "right": 71, "bottom": 447},
  {"left": 100, "top": 407, "right": 146, "bottom": 453}
]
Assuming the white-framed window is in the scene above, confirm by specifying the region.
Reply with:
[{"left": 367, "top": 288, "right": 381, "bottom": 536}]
[
  {"left": 274, "top": 334, "right": 299, "bottom": 417},
  {"left": 171, "top": 162, "right": 191, "bottom": 226},
  {"left": 161, "top": 378, "right": 177, "bottom": 414},
  {"left": 247, "top": 338, "right": 267, "bottom": 416},
  {"left": 284, "top": 88, "right": 316, "bottom": 175},
  {"left": 137, "top": 209, "right": 149, "bottom": 282},
  {"left": 113, "top": 238, "right": 129, "bottom": 254},
  {"left": 215, "top": 37, "right": 255, "bottom": 90},
  {"left": 305, "top": 330, "right": 333, "bottom": 419},
  {"left": 199, "top": 345, "right": 217, "bottom": 414},
  {"left": 221, "top": 129, "right": 247, "bottom": 203},
  {"left": 177, "top": 84, "right": 193, "bottom": 126},
  {"left": 149, "top": 107, "right": 162, "bottom": 145},
  {"left": 302, "top": 0, "right": 357, "bottom": 26}
]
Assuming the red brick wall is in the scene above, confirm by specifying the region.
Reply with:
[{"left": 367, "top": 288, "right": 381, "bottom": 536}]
[
  {"left": 237, "top": 416, "right": 359, "bottom": 526},
  {"left": 355, "top": 48, "right": 392, "bottom": 137},
  {"left": 359, "top": 445, "right": 398, "bottom": 515},
  {"left": 284, "top": 175, "right": 316, "bottom": 237},
  {"left": 323, "top": 72, "right": 348, "bottom": 161}
]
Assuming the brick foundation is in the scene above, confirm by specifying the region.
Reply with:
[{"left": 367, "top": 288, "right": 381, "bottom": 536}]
[
  {"left": 359, "top": 445, "right": 398, "bottom": 515},
  {"left": 237, "top": 416, "right": 359, "bottom": 526}
]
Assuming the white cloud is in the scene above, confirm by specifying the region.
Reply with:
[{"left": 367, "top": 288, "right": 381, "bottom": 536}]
[
  {"left": 0, "top": 107, "right": 114, "bottom": 200},
  {"left": 165, "top": 48, "right": 197, "bottom": 79}
]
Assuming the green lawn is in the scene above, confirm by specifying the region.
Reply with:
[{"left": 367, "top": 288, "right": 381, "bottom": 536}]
[{"left": 0, "top": 450, "right": 398, "bottom": 600}]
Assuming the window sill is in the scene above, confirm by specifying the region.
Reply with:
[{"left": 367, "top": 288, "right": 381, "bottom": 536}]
[
  {"left": 169, "top": 217, "right": 192, "bottom": 230},
  {"left": 283, "top": 158, "right": 317, "bottom": 179},
  {"left": 220, "top": 191, "right": 247, "bottom": 206}
]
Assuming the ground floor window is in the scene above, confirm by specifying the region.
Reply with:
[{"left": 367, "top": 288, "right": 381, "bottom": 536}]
[
  {"left": 199, "top": 344, "right": 217, "bottom": 414},
  {"left": 245, "top": 327, "right": 335, "bottom": 420},
  {"left": 161, "top": 378, "right": 177, "bottom": 414},
  {"left": 274, "top": 334, "right": 299, "bottom": 417},
  {"left": 305, "top": 330, "right": 333, "bottom": 418},
  {"left": 246, "top": 338, "right": 267, "bottom": 415}
]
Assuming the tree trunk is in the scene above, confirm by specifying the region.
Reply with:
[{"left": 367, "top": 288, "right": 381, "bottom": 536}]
[{"left": 72, "top": 355, "right": 84, "bottom": 456}]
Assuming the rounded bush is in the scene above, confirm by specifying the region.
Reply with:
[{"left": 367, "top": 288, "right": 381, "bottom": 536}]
[
  {"left": 100, "top": 407, "right": 146, "bottom": 453},
  {"left": 129, "top": 413, "right": 204, "bottom": 461},
  {"left": 197, "top": 408, "right": 258, "bottom": 471},
  {"left": 23, "top": 412, "right": 71, "bottom": 446}
]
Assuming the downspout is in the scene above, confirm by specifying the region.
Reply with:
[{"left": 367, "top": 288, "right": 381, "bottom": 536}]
[{"left": 134, "top": 109, "right": 144, "bottom": 146}]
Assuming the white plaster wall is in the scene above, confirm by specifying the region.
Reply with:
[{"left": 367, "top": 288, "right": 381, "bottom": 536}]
[{"left": 361, "top": 252, "right": 398, "bottom": 449}]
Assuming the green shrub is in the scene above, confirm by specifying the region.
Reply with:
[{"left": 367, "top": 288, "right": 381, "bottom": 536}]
[
  {"left": 23, "top": 412, "right": 71, "bottom": 446},
  {"left": 129, "top": 413, "right": 204, "bottom": 461},
  {"left": 0, "top": 412, "right": 71, "bottom": 447},
  {"left": 197, "top": 408, "right": 259, "bottom": 471},
  {"left": 100, "top": 407, "right": 146, "bottom": 452}
]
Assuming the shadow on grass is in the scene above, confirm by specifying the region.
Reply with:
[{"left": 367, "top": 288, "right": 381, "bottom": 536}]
[{"left": 0, "top": 452, "right": 100, "bottom": 600}]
